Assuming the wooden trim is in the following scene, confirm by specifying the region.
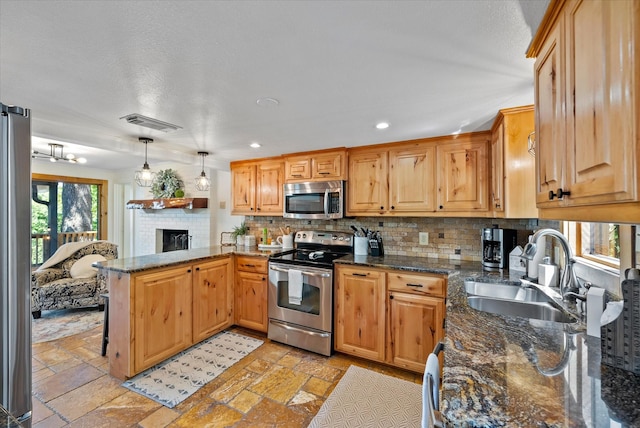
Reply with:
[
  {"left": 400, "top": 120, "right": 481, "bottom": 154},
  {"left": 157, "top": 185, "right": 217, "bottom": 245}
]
[
  {"left": 32, "top": 173, "right": 108, "bottom": 241},
  {"left": 538, "top": 202, "right": 640, "bottom": 224},
  {"left": 526, "top": 0, "right": 567, "bottom": 58},
  {"left": 125, "top": 198, "right": 208, "bottom": 209},
  {"left": 283, "top": 147, "right": 347, "bottom": 158}
]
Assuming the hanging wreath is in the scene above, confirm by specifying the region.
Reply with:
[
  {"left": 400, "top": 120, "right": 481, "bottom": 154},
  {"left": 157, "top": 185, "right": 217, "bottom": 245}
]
[{"left": 151, "top": 169, "right": 184, "bottom": 198}]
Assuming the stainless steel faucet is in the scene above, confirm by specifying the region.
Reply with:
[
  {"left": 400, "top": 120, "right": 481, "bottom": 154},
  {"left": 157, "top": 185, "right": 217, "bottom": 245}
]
[{"left": 522, "top": 228, "right": 579, "bottom": 300}]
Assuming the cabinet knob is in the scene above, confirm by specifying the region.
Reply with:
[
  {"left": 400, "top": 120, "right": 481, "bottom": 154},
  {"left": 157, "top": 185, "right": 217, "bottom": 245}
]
[
  {"left": 250, "top": 207, "right": 254, "bottom": 211},
  {"left": 439, "top": 205, "right": 444, "bottom": 210},
  {"left": 195, "top": 267, "right": 200, "bottom": 271},
  {"left": 549, "top": 188, "right": 571, "bottom": 200},
  {"left": 390, "top": 206, "right": 395, "bottom": 210},
  {"left": 389, "top": 295, "right": 394, "bottom": 300},
  {"left": 257, "top": 207, "right": 261, "bottom": 211},
  {"left": 187, "top": 269, "right": 192, "bottom": 273},
  {"left": 380, "top": 206, "right": 384, "bottom": 210}
]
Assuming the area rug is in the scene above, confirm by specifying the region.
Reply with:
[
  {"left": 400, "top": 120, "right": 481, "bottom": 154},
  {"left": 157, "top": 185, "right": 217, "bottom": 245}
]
[
  {"left": 122, "top": 330, "right": 263, "bottom": 408},
  {"left": 308, "top": 365, "right": 423, "bottom": 428},
  {"left": 32, "top": 308, "right": 104, "bottom": 343}
]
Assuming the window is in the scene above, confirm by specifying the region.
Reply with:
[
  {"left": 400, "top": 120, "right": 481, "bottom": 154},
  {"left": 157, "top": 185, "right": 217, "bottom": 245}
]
[
  {"left": 572, "top": 222, "right": 620, "bottom": 269},
  {"left": 31, "top": 173, "right": 107, "bottom": 266}
]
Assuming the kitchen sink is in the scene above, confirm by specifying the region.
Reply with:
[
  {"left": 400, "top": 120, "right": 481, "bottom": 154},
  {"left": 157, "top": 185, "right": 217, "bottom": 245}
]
[
  {"left": 464, "top": 280, "right": 549, "bottom": 302},
  {"left": 464, "top": 279, "right": 577, "bottom": 324}
]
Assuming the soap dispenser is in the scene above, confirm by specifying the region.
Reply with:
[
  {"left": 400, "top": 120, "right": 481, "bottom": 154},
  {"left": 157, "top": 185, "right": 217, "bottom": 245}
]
[
  {"left": 526, "top": 235, "right": 546, "bottom": 280},
  {"left": 538, "top": 256, "right": 558, "bottom": 287}
]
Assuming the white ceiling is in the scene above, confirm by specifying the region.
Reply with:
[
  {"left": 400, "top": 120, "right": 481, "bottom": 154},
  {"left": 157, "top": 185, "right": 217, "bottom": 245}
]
[{"left": 0, "top": 0, "right": 549, "bottom": 172}]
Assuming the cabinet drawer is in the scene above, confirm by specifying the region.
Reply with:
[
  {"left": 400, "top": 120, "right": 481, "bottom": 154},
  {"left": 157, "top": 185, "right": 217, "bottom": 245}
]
[
  {"left": 387, "top": 272, "right": 446, "bottom": 297},
  {"left": 236, "top": 256, "right": 268, "bottom": 273}
]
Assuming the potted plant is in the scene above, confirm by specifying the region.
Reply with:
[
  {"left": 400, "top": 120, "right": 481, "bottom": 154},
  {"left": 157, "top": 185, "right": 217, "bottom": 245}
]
[{"left": 232, "top": 222, "right": 248, "bottom": 246}]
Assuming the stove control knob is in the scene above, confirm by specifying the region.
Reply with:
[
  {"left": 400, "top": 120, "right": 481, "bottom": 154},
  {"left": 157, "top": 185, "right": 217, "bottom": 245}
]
[{"left": 338, "top": 236, "right": 344, "bottom": 241}]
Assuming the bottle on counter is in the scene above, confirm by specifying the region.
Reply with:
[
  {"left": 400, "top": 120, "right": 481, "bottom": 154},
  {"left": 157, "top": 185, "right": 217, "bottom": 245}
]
[{"left": 262, "top": 228, "right": 268, "bottom": 244}]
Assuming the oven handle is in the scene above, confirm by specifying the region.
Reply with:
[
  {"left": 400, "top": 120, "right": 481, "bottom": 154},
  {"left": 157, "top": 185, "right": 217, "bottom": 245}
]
[
  {"left": 269, "top": 264, "right": 331, "bottom": 278},
  {"left": 269, "top": 319, "right": 331, "bottom": 338}
]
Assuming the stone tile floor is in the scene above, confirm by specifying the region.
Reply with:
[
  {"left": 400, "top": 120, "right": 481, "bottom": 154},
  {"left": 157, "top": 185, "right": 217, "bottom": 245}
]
[{"left": 32, "top": 326, "right": 423, "bottom": 427}]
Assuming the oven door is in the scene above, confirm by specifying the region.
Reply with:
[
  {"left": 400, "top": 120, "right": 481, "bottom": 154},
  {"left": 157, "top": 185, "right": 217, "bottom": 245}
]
[{"left": 268, "top": 262, "right": 332, "bottom": 332}]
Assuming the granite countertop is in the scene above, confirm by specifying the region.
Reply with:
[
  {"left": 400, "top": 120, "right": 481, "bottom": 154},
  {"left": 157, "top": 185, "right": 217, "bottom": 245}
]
[
  {"left": 339, "top": 256, "right": 640, "bottom": 426},
  {"left": 96, "top": 245, "right": 278, "bottom": 273}
]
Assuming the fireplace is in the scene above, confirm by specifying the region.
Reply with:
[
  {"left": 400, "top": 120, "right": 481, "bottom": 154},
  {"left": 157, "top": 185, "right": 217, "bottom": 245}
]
[{"left": 156, "top": 229, "right": 190, "bottom": 253}]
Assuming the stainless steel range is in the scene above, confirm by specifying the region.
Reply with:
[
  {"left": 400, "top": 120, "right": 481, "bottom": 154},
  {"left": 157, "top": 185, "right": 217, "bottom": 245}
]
[{"left": 268, "top": 230, "right": 353, "bottom": 356}]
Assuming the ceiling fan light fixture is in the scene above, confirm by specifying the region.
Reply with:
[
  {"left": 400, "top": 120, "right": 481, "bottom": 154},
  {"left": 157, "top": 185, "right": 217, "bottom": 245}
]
[
  {"left": 194, "top": 151, "right": 211, "bottom": 192},
  {"left": 32, "top": 143, "right": 86, "bottom": 164},
  {"left": 135, "top": 137, "right": 156, "bottom": 187}
]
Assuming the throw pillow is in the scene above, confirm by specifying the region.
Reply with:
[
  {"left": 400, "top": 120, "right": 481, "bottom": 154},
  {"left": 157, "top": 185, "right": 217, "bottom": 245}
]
[{"left": 69, "top": 254, "right": 107, "bottom": 279}]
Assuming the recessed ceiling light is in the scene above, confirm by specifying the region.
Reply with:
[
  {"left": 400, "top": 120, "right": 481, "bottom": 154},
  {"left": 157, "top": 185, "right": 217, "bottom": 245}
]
[
  {"left": 375, "top": 122, "right": 390, "bottom": 130},
  {"left": 256, "top": 97, "right": 280, "bottom": 108},
  {"left": 250, "top": 142, "right": 261, "bottom": 148}
]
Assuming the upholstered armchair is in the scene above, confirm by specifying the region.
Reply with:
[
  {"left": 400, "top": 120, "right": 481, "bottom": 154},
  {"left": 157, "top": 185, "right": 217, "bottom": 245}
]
[{"left": 31, "top": 240, "right": 118, "bottom": 319}]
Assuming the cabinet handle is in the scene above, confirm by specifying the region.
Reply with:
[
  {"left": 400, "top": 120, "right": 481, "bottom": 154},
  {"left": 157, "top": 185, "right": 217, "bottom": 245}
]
[
  {"left": 495, "top": 203, "right": 500, "bottom": 208},
  {"left": 318, "top": 171, "right": 330, "bottom": 175},
  {"left": 439, "top": 205, "right": 444, "bottom": 210},
  {"left": 352, "top": 273, "right": 367, "bottom": 277},
  {"left": 389, "top": 295, "right": 394, "bottom": 300},
  {"left": 195, "top": 267, "right": 200, "bottom": 271},
  {"left": 391, "top": 206, "right": 395, "bottom": 210},
  {"left": 187, "top": 269, "right": 192, "bottom": 273},
  {"left": 245, "top": 264, "right": 256, "bottom": 268},
  {"left": 257, "top": 207, "right": 261, "bottom": 211},
  {"left": 292, "top": 174, "right": 303, "bottom": 177},
  {"left": 406, "top": 283, "right": 423, "bottom": 288},
  {"left": 549, "top": 188, "right": 571, "bottom": 200},
  {"left": 250, "top": 207, "right": 254, "bottom": 211},
  {"left": 380, "top": 206, "right": 384, "bottom": 210}
]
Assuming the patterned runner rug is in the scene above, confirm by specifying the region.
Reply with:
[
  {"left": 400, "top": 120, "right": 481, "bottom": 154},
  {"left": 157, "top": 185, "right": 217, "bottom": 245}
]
[
  {"left": 32, "top": 308, "right": 104, "bottom": 343},
  {"left": 123, "top": 330, "right": 263, "bottom": 408},
  {"left": 308, "top": 365, "right": 423, "bottom": 428}
]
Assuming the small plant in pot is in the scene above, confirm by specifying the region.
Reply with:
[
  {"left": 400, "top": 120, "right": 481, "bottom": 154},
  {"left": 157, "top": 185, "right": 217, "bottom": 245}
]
[{"left": 232, "top": 222, "right": 248, "bottom": 246}]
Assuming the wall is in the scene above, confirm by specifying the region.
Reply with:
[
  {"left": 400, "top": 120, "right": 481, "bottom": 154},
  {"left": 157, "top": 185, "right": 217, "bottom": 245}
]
[{"left": 243, "top": 216, "right": 560, "bottom": 262}]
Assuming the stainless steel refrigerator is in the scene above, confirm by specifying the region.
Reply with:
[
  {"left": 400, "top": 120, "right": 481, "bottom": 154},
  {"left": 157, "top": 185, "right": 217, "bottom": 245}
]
[{"left": 1, "top": 102, "right": 32, "bottom": 427}]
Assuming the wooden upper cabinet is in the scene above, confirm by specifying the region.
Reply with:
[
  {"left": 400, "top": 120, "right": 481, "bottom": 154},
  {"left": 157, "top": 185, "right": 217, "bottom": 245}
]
[
  {"left": 231, "top": 163, "right": 256, "bottom": 215},
  {"left": 490, "top": 106, "right": 538, "bottom": 218},
  {"left": 436, "top": 134, "right": 489, "bottom": 212},
  {"left": 346, "top": 148, "right": 388, "bottom": 214},
  {"left": 284, "top": 148, "right": 347, "bottom": 182},
  {"left": 231, "top": 158, "right": 283, "bottom": 216},
  {"left": 564, "top": 0, "right": 636, "bottom": 205},
  {"left": 389, "top": 145, "right": 436, "bottom": 213},
  {"left": 528, "top": 0, "right": 640, "bottom": 221},
  {"left": 256, "top": 160, "right": 284, "bottom": 214}
]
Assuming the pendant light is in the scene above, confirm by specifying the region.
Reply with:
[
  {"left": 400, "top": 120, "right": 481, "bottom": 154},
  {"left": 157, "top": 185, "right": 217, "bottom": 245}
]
[
  {"left": 195, "top": 151, "right": 211, "bottom": 191},
  {"left": 134, "top": 137, "right": 156, "bottom": 187}
]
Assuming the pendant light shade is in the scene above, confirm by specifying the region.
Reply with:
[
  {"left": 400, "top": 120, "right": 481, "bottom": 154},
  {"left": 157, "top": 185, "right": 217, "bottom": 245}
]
[
  {"left": 135, "top": 137, "right": 156, "bottom": 187},
  {"left": 195, "top": 151, "right": 211, "bottom": 191}
]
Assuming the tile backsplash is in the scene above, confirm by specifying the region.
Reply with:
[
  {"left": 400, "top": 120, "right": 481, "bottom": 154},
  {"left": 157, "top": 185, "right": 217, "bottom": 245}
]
[{"left": 244, "top": 217, "right": 560, "bottom": 262}]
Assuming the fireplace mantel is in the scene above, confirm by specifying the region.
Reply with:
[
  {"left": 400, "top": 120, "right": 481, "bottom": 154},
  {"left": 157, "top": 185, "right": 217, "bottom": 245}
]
[{"left": 126, "top": 198, "right": 208, "bottom": 210}]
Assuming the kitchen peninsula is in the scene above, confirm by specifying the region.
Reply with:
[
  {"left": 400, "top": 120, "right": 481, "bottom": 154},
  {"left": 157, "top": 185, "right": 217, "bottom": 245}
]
[{"left": 98, "top": 248, "right": 639, "bottom": 426}]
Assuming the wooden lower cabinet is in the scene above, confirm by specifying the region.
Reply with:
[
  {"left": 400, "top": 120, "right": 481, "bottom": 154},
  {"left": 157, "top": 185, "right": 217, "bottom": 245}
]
[
  {"left": 133, "top": 265, "right": 193, "bottom": 374},
  {"left": 235, "top": 256, "right": 269, "bottom": 333},
  {"left": 387, "top": 292, "right": 444, "bottom": 372},
  {"left": 334, "top": 265, "right": 447, "bottom": 373},
  {"left": 107, "top": 256, "right": 234, "bottom": 380},
  {"left": 335, "top": 266, "right": 386, "bottom": 361},
  {"left": 192, "top": 258, "right": 234, "bottom": 343}
]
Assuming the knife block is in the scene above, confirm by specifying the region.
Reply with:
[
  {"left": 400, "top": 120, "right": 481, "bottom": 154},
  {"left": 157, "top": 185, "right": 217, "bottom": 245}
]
[{"left": 601, "top": 279, "right": 640, "bottom": 374}]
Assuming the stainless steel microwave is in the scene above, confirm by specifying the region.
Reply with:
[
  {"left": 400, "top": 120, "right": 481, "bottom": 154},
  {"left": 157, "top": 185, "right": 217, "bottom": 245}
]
[{"left": 283, "top": 181, "right": 344, "bottom": 219}]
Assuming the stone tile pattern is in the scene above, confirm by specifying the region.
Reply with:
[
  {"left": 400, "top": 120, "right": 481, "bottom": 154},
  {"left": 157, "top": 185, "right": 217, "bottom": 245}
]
[
  {"left": 31, "top": 326, "right": 422, "bottom": 427},
  {"left": 246, "top": 217, "right": 559, "bottom": 261}
]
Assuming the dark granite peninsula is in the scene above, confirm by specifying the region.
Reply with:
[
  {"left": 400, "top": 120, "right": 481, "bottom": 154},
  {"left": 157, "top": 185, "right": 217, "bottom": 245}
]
[{"left": 337, "top": 256, "right": 640, "bottom": 427}]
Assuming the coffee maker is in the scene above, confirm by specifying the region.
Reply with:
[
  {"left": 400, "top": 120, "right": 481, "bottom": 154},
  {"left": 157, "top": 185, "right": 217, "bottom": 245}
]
[{"left": 482, "top": 226, "right": 517, "bottom": 270}]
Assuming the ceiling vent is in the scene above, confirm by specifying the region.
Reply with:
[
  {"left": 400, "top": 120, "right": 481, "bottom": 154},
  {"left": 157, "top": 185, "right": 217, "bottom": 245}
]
[{"left": 120, "top": 113, "right": 182, "bottom": 132}]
